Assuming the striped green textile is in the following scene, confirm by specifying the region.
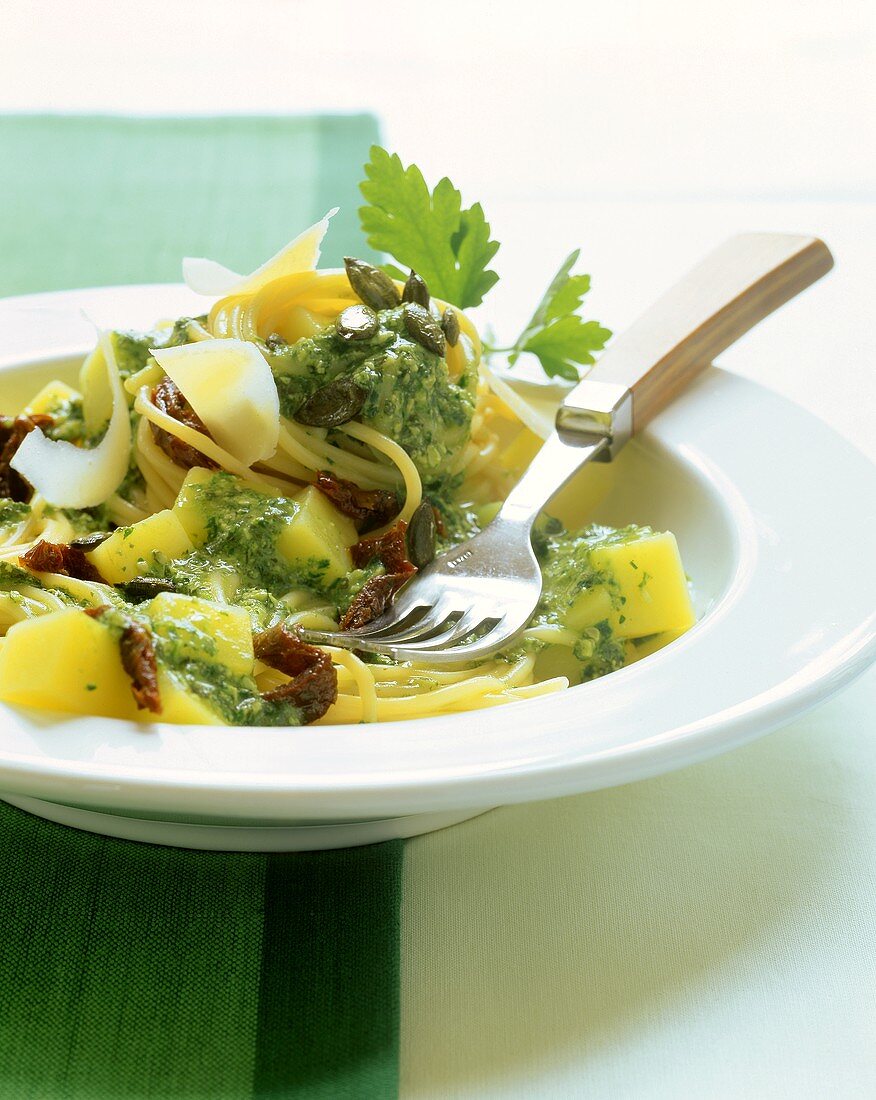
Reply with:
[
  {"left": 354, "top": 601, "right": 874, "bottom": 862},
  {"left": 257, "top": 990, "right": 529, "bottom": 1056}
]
[{"left": 0, "top": 114, "right": 402, "bottom": 1100}]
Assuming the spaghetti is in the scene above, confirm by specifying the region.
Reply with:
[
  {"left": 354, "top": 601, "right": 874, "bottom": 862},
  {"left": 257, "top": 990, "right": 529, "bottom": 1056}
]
[{"left": 0, "top": 239, "right": 696, "bottom": 728}]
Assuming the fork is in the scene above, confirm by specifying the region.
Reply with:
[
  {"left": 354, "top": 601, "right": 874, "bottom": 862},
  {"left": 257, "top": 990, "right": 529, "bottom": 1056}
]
[{"left": 302, "top": 233, "right": 833, "bottom": 664}]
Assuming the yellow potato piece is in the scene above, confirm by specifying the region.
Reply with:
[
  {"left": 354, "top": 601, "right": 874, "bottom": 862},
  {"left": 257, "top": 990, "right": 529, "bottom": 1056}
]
[
  {"left": 175, "top": 471, "right": 356, "bottom": 586},
  {"left": 173, "top": 466, "right": 220, "bottom": 546},
  {"left": 278, "top": 485, "right": 357, "bottom": 584},
  {"left": 590, "top": 532, "right": 695, "bottom": 640},
  {"left": 566, "top": 584, "right": 614, "bottom": 632},
  {"left": 0, "top": 609, "right": 223, "bottom": 724},
  {"left": 87, "top": 509, "right": 194, "bottom": 584},
  {"left": 146, "top": 592, "right": 254, "bottom": 677},
  {"left": 22, "top": 379, "right": 82, "bottom": 417}
]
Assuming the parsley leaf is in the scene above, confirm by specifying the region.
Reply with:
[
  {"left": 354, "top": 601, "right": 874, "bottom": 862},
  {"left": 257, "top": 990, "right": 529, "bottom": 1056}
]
[
  {"left": 358, "top": 146, "right": 500, "bottom": 309},
  {"left": 505, "top": 249, "right": 611, "bottom": 381}
]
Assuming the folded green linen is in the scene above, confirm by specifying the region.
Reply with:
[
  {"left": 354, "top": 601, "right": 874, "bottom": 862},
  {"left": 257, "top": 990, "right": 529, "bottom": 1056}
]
[{"left": 0, "top": 113, "right": 401, "bottom": 1100}]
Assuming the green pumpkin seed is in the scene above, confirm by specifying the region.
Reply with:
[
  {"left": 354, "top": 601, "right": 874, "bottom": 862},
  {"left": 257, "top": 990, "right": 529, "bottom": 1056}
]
[
  {"left": 402, "top": 270, "right": 430, "bottom": 307},
  {"left": 294, "top": 377, "right": 367, "bottom": 428},
  {"left": 403, "top": 303, "right": 446, "bottom": 357},
  {"left": 116, "top": 576, "right": 177, "bottom": 603},
  {"left": 70, "top": 532, "right": 110, "bottom": 551},
  {"left": 407, "top": 501, "right": 437, "bottom": 568},
  {"left": 441, "top": 308, "right": 460, "bottom": 347},
  {"left": 336, "top": 304, "right": 378, "bottom": 343},
  {"left": 344, "top": 257, "right": 401, "bottom": 310}
]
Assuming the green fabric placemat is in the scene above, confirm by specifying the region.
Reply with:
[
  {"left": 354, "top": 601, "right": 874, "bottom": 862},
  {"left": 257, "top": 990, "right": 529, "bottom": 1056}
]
[
  {"left": 0, "top": 113, "right": 402, "bottom": 1100},
  {"left": 0, "top": 114, "right": 377, "bottom": 295}
]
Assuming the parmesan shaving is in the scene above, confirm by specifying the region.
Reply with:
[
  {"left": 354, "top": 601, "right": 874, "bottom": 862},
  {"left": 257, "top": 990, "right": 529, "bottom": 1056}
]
[
  {"left": 10, "top": 334, "right": 131, "bottom": 508},
  {"left": 183, "top": 209, "right": 338, "bottom": 297},
  {"left": 150, "top": 339, "right": 280, "bottom": 468}
]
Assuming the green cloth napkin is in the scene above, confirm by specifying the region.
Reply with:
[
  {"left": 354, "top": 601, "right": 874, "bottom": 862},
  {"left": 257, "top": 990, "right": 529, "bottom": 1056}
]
[{"left": 0, "top": 114, "right": 402, "bottom": 1100}]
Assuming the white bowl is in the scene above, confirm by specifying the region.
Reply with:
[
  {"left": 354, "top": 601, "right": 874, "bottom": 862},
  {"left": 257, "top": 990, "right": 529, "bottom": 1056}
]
[{"left": 0, "top": 286, "right": 874, "bottom": 850}]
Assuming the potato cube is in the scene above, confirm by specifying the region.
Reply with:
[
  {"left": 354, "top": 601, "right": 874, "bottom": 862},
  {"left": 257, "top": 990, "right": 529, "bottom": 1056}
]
[
  {"left": 589, "top": 532, "right": 695, "bottom": 639},
  {"left": 172, "top": 466, "right": 221, "bottom": 546},
  {"left": 0, "top": 609, "right": 223, "bottom": 725},
  {"left": 565, "top": 584, "right": 614, "bottom": 632},
  {"left": 86, "top": 510, "right": 194, "bottom": 584},
  {"left": 277, "top": 485, "right": 358, "bottom": 584},
  {"left": 146, "top": 592, "right": 254, "bottom": 676},
  {"left": 22, "top": 379, "right": 82, "bottom": 418}
]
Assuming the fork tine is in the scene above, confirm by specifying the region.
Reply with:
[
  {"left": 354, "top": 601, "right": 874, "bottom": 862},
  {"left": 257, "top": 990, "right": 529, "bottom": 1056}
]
[
  {"left": 379, "top": 606, "right": 491, "bottom": 652},
  {"left": 365, "top": 594, "right": 459, "bottom": 645},
  {"left": 385, "top": 620, "right": 518, "bottom": 665}
]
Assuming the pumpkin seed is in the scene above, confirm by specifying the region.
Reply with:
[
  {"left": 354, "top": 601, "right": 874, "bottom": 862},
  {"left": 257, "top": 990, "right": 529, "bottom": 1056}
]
[
  {"left": 70, "top": 532, "right": 110, "bottom": 551},
  {"left": 337, "top": 304, "right": 378, "bottom": 343},
  {"left": 294, "top": 377, "right": 367, "bottom": 428},
  {"left": 265, "top": 332, "right": 287, "bottom": 353},
  {"left": 407, "top": 501, "right": 437, "bottom": 568},
  {"left": 116, "top": 576, "right": 177, "bottom": 603},
  {"left": 402, "top": 270, "right": 430, "bottom": 307},
  {"left": 441, "top": 308, "right": 460, "bottom": 347},
  {"left": 403, "top": 303, "right": 446, "bottom": 357},
  {"left": 344, "top": 257, "right": 400, "bottom": 310}
]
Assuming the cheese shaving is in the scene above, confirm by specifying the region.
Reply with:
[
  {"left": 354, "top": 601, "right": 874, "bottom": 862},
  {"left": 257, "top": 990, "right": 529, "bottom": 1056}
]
[
  {"left": 10, "top": 335, "right": 131, "bottom": 508},
  {"left": 150, "top": 339, "right": 280, "bottom": 468},
  {"left": 183, "top": 209, "right": 338, "bottom": 297}
]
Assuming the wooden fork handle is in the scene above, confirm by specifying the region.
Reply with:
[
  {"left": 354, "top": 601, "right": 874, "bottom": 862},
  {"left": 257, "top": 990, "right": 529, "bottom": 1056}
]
[{"left": 558, "top": 233, "right": 834, "bottom": 444}]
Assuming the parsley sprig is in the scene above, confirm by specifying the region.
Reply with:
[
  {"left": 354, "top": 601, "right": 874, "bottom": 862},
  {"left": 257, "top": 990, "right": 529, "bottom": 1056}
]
[
  {"left": 358, "top": 146, "right": 499, "bottom": 309},
  {"left": 500, "top": 249, "right": 612, "bottom": 381},
  {"left": 357, "top": 148, "right": 611, "bottom": 380}
]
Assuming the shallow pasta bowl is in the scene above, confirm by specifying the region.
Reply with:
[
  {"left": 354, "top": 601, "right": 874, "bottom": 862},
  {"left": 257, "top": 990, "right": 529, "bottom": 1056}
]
[{"left": 0, "top": 285, "right": 874, "bottom": 851}]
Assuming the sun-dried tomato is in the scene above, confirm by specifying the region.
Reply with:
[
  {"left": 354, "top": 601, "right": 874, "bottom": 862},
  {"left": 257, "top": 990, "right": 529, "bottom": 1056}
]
[
  {"left": 150, "top": 377, "right": 219, "bottom": 471},
  {"left": 84, "top": 607, "right": 162, "bottom": 714},
  {"left": 339, "top": 572, "right": 412, "bottom": 632},
  {"left": 0, "top": 414, "right": 53, "bottom": 502},
  {"left": 254, "top": 623, "right": 338, "bottom": 723},
  {"left": 21, "top": 539, "right": 106, "bottom": 583},
  {"left": 350, "top": 520, "right": 417, "bottom": 575},
  {"left": 314, "top": 470, "right": 398, "bottom": 533},
  {"left": 119, "top": 621, "right": 162, "bottom": 713}
]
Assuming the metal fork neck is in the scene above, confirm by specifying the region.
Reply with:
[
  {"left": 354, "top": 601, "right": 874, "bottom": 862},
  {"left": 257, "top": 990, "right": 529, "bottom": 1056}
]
[{"left": 496, "top": 431, "right": 610, "bottom": 526}]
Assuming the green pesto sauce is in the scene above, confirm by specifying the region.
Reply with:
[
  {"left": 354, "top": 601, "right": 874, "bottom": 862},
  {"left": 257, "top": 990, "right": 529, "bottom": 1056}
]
[
  {"left": 109, "top": 319, "right": 194, "bottom": 381},
  {"left": 267, "top": 305, "right": 476, "bottom": 484},
  {"left": 148, "top": 473, "right": 353, "bottom": 630},
  {"left": 43, "top": 395, "right": 87, "bottom": 443},
  {"left": 0, "top": 500, "right": 31, "bottom": 529},
  {"left": 0, "top": 561, "right": 44, "bottom": 590}
]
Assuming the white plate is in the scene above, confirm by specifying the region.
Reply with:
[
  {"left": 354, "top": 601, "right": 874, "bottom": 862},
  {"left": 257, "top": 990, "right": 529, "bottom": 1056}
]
[{"left": 0, "top": 286, "right": 874, "bottom": 850}]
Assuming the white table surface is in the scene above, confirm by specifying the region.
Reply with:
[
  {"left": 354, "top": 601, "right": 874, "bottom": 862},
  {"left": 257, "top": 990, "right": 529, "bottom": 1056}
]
[{"left": 2, "top": 1, "right": 874, "bottom": 1095}]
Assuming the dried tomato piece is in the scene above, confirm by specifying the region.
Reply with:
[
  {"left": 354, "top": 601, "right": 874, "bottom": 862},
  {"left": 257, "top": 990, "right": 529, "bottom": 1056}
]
[
  {"left": 119, "top": 621, "right": 162, "bottom": 713},
  {"left": 314, "top": 471, "right": 398, "bottom": 533},
  {"left": 0, "top": 414, "right": 53, "bottom": 502},
  {"left": 150, "top": 377, "right": 219, "bottom": 471},
  {"left": 254, "top": 623, "right": 338, "bottom": 723},
  {"left": 21, "top": 539, "right": 106, "bottom": 583},
  {"left": 84, "top": 607, "right": 162, "bottom": 714},
  {"left": 339, "top": 572, "right": 412, "bottom": 632},
  {"left": 351, "top": 520, "right": 417, "bottom": 575}
]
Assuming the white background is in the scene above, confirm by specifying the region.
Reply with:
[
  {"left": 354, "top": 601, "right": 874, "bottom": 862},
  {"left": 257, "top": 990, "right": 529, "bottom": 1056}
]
[{"left": 2, "top": 2, "right": 874, "bottom": 1096}]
